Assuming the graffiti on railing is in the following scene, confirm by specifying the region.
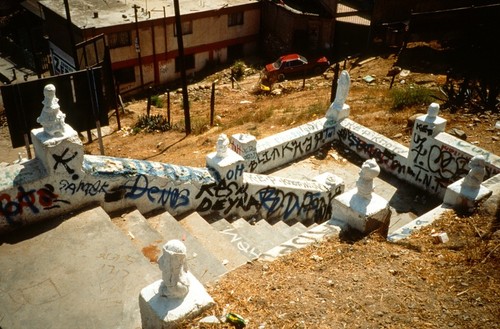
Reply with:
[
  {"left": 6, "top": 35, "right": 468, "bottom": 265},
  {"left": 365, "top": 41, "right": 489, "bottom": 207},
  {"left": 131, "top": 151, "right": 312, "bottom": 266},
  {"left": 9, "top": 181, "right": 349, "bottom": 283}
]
[
  {"left": 60, "top": 179, "right": 110, "bottom": 196},
  {"left": 0, "top": 184, "right": 70, "bottom": 225},
  {"left": 249, "top": 126, "right": 336, "bottom": 172},
  {"left": 120, "top": 174, "right": 190, "bottom": 209},
  {"left": 196, "top": 180, "right": 259, "bottom": 215}
]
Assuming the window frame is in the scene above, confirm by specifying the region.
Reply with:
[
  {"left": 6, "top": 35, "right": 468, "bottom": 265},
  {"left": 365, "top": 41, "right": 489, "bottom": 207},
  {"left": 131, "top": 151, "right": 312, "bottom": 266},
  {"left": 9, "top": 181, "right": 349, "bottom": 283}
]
[
  {"left": 107, "top": 31, "right": 131, "bottom": 49},
  {"left": 228, "top": 12, "right": 244, "bottom": 27},
  {"left": 173, "top": 21, "right": 193, "bottom": 36}
]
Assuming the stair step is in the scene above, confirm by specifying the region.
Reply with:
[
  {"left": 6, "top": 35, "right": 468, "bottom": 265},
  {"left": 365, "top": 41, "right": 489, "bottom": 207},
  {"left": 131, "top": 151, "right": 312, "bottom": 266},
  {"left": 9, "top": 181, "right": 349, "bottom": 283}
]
[
  {"left": 0, "top": 206, "right": 160, "bottom": 329},
  {"left": 231, "top": 218, "right": 286, "bottom": 252},
  {"left": 260, "top": 219, "right": 345, "bottom": 262},
  {"left": 272, "top": 220, "right": 304, "bottom": 240},
  {"left": 254, "top": 218, "right": 290, "bottom": 246},
  {"left": 149, "top": 211, "right": 227, "bottom": 284},
  {"left": 210, "top": 217, "right": 262, "bottom": 260},
  {"left": 114, "top": 209, "right": 164, "bottom": 262},
  {"left": 179, "top": 212, "right": 249, "bottom": 271}
]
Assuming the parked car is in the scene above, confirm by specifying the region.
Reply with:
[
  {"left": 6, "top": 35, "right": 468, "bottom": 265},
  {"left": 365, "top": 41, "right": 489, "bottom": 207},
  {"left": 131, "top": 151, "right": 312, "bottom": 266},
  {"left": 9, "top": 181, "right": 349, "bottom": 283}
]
[{"left": 264, "top": 54, "right": 330, "bottom": 82}]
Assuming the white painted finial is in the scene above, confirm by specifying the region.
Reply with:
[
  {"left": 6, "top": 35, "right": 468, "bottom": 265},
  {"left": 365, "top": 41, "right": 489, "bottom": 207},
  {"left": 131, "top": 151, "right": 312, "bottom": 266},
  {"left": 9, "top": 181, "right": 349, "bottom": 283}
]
[
  {"left": 427, "top": 103, "right": 440, "bottom": 118},
  {"left": 157, "top": 240, "right": 190, "bottom": 298},
  {"left": 462, "top": 155, "right": 486, "bottom": 189},
  {"left": 332, "top": 70, "right": 351, "bottom": 110},
  {"left": 216, "top": 133, "right": 229, "bottom": 158},
  {"left": 37, "top": 84, "right": 66, "bottom": 137},
  {"left": 356, "top": 158, "right": 380, "bottom": 199}
]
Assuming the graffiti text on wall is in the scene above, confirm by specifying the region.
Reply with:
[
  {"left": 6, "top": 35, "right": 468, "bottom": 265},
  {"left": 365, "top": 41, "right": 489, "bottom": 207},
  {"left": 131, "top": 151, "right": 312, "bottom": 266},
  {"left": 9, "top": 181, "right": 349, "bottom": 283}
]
[
  {"left": 60, "top": 179, "right": 110, "bottom": 196},
  {"left": 249, "top": 127, "right": 335, "bottom": 172},
  {"left": 121, "top": 174, "right": 190, "bottom": 209},
  {"left": 410, "top": 135, "right": 470, "bottom": 192},
  {"left": 257, "top": 187, "right": 336, "bottom": 222},
  {"left": 0, "top": 184, "right": 70, "bottom": 225},
  {"left": 53, "top": 148, "right": 79, "bottom": 179},
  {"left": 337, "top": 128, "right": 406, "bottom": 175},
  {"left": 196, "top": 179, "right": 339, "bottom": 222},
  {"left": 196, "top": 180, "right": 260, "bottom": 215}
]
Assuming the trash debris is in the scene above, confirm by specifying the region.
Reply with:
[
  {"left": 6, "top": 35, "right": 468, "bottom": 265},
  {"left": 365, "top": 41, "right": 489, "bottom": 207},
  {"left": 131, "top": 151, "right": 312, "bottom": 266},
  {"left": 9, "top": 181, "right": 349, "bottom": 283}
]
[
  {"left": 400, "top": 69, "right": 410, "bottom": 77},
  {"left": 363, "top": 75, "right": 375, "bottom": 83},
  {"left": 310, "top": 254, "right": 323, "bottom": 262},
  {"left": 199, "top": 315, "right": 221, "bottom": 324},
  {"left": 226, "top": 312, "right": 248, "bottom": 328},
  {"left": 431, "top": 232, "right": 449, "bottom": 244}
]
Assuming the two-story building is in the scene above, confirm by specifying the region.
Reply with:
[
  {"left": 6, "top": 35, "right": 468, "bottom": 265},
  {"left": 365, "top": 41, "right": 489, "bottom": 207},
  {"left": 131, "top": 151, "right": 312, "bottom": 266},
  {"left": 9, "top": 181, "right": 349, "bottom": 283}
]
[{"left": 36, "top": 0, "right": 260, "bottom": 95}]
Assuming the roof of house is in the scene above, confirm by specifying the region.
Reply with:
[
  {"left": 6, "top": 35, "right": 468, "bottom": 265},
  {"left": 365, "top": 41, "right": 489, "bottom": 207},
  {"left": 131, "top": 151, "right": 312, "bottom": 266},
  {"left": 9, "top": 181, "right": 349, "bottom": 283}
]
[{"left": 37, "top": 0, "right": 259, "bottom": 30}]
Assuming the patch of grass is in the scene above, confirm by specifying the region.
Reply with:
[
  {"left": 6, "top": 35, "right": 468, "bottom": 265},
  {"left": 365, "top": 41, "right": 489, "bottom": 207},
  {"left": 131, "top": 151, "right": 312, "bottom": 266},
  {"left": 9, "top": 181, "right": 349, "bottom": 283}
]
[
  {"left": 134, "top": 114, "right": 171, "bottom": 133},
  {"left": 150, "top": 95, "right": 164, "bottom": 108},
  {"left": 390, "top": 85, "right": 437, "bottom": 110},
  {"left": 173, "top": 116, "right": 211, "bottom": 135},
  {"left": 227, "top": 106, "right": 275, "bottom": 127},
  {"left": 294, "top": 100, "right": 329, "bottom": 122}
]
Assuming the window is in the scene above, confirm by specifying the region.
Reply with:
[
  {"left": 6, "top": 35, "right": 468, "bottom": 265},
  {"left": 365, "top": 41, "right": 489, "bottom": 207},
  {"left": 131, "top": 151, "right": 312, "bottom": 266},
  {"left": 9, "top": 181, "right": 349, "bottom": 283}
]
[
  {"left": 228, "top": 12, "right": 244, "bottom": 27},
  {"left": 287, "top": 60, "right": 303, "bottom": 68},
  {"left": 174, "top": 21, "right": 193, "bottom": 36},
  {"left": 175, "top": 54, "right": 195, "bottom": 72},
  {"left": 107, "top": 31, "right": 131, "bottom": 49},
  {"left": 114, "top": 67, "right": 135, "bottom": 84}
]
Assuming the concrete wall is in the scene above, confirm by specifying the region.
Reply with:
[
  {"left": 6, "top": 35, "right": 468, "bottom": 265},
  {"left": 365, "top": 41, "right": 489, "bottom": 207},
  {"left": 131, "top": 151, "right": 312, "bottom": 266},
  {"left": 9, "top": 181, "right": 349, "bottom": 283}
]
[
  {"left": 0, "top": 119, "right": 342, "bottom": 234},
  {"left": 334, "top": 111, "right": 500, "bottom": 197},
  {"left": 336, "top": 118, "right": 408, "bottom": 181},
  {"left": 2, "top": 72, "right": 499, "bottom": 235},
  {"left": 107, "top": 6, "right": 260, "bottom": 93},
  {"left": 230, "top": 119, "right": 337, "bottom": 174}
]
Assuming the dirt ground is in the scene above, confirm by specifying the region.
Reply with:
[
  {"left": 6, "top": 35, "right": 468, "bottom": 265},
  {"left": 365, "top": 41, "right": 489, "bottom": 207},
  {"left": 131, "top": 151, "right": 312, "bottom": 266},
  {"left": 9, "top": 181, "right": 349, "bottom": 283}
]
[{"left": 1, "top": 42, "right": 499, "bottom": 328}]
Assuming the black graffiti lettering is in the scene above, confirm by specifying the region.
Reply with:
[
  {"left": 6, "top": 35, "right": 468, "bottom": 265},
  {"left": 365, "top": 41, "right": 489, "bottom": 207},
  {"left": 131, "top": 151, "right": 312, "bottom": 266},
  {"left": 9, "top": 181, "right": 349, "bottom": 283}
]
[
  {"left": 52, "top": 148, "right": 78, "bottom": 174},
  {"left": 60, "top": 179, "right": 110, "bottom": 196}
]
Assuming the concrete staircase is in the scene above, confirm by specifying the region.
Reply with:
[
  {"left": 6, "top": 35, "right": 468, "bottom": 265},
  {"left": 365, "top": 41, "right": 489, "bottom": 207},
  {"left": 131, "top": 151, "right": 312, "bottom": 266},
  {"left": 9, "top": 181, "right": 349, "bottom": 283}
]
[
  {"left": 111, "top": 207, "right": 334, "bottom": 284},
  {"left": 0, "top": 205, "right": 342, "bottom": 329}
]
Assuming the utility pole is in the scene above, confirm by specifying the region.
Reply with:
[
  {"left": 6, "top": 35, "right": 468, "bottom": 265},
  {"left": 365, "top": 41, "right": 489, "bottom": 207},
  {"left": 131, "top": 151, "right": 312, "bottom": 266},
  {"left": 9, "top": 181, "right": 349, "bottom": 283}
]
[
  {"left": 63, "top": 0, "right": 79, "bottom": 70},
  {"left": 133, "top": 4, "right": 144, "bottom": 89},
  {"left": 173, "top": 0, "right": 191, "bottom": 135}
]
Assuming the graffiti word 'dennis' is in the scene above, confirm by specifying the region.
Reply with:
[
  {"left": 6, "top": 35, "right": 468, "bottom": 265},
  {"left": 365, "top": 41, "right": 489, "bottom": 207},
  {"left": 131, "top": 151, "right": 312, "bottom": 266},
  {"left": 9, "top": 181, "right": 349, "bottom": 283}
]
[
  {"left": 0, "top": 184, "right": 69, "bottom": 224},
  {"left": 121, "top": 174, "right": 190, "bottom": 209}
]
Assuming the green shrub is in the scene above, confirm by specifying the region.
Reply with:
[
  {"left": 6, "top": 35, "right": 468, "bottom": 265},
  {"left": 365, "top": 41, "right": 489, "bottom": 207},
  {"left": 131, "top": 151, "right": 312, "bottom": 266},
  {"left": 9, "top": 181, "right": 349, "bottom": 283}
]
[
  {"left": 390, "top": 85, "right": 436, "bottom": 110},
  {"left": 150, "top": 95, "right": 164, "bottom": 108},
  {"left": 231, "top": 60, "right": 246, "bottom": 81},
  {"left": 134, "top": 114, "right": 170, "bottom": 133}
]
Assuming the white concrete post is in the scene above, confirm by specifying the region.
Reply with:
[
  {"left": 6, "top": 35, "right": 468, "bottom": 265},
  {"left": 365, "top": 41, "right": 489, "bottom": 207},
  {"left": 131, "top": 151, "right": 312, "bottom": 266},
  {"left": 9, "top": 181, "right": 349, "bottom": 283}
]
[
  {"left": 206, "top": 133, "right": 246, "bottom": 182},
  {"left": 326, "top": 70, "right": 351, "bottom": 122},
  {"left": 157, "top": 240, "right": 190, "bottom": 298},
  {"left": 406, "top": 102, "right": 447, "bottom": 193},
  {"left": 331, "top": 158, "right": 391, "bottom": 236},
  {"left": 139, "top": 240, "right": 214, "bottom": 328},
  {"left": 443, "top": 155, "right": 492, "bottom": 211},
  {"left": 31, "top": 84, "right": 84, "bottom": 177}
]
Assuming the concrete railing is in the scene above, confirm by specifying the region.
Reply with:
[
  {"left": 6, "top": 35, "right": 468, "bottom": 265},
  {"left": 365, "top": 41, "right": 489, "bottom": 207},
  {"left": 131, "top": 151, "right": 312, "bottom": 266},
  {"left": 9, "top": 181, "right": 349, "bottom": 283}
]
[{"left": 1, "top": 74, "right": 498, "bottom": 238}]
